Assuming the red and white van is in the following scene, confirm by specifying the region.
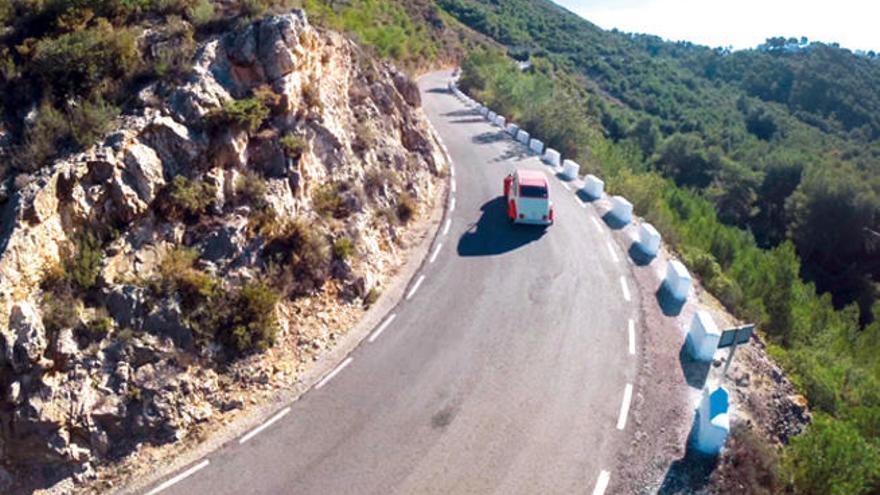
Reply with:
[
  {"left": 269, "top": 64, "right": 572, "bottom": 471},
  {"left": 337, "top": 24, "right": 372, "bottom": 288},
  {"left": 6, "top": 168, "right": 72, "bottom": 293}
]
[{"left": 503, "top": 169, "right": 554, "bottom": 225}]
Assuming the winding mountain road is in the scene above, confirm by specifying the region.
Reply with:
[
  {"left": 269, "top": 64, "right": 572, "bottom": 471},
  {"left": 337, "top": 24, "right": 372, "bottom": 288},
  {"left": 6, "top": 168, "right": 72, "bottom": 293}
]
[{"left": 151, "top": 70, "right": 644, "bottom": 495}]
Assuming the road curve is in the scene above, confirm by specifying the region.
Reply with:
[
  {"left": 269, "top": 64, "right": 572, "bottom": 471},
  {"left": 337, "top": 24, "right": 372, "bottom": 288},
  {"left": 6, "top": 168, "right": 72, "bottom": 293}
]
[{"left": 155, "top": 70, "right": 641, "bottom": 495}]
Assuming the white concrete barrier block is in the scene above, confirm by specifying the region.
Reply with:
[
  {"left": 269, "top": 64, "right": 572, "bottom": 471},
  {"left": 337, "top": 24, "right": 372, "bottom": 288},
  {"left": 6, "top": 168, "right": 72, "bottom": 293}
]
[
  {"left": 497, "top": 116, "right": 506, "bottom": 128},
  {"left": 562, "top": 159, "right": 579, "bottom": 180},
  {"left": 517, "top": 130, "right": 530, "bottom": 145},
  {"left": 582, "top": 174, "right": 604, "bottom": 199},
  {"left": 638, "top": 222, "right": 661, "bottom": 257},
  {"left": 542, "top": 148, "right": 561, "bottom": 167},
  {"left": 665, "top": 260, "right": 692, "bottom": 301},
  {"left": 529, "top": 139, "right": 544, "bottom": 154},
  {"left": 480, "top": 106, "right": 489, "bottom": 117},
  {"left": 488, "top": 111, "right": 497, "bottom": 122},
  {"left": 695, "top": 386, "right": 731, "bottom": 455},
  {"left": 506, "top": 123, "right": 519, "bottom": 137},
  {"left": 687, "top": 311, "right": 721, "bottom": 362},
  {"left": 610, "top": 195, "right": 633, "bottom": 224}
]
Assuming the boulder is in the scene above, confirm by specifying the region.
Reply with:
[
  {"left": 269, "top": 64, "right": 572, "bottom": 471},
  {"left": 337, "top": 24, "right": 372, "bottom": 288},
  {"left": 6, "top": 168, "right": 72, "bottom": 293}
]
[
  {"left": 109, "top": 170, "right": 148, "bottom": 223},
  {"left": 53, "top": 328, "right": 79, "bottom": 370},
  {"left": 141, "top": 116, "right": 203, "bottom": 176},
  {"left": 393, "top": 72, "right": 421, "bottom": 107},
  {"left": 143, "top": 301, "right": 192, "bottom": 350},
  {"left": 201, "top": 225, "right": 245, "bottom": 263},
  {"left": 257, "top": 14, "right": 304, "bottom": 81},
  {"left": 106, "top": 285, "right": 146, "bottom": 329},
  {"left": 9, "top": 302, "right": 47, "bottom": 372},
  {"left": 123, "top": 142, "right": 165, "bottom": 203}
]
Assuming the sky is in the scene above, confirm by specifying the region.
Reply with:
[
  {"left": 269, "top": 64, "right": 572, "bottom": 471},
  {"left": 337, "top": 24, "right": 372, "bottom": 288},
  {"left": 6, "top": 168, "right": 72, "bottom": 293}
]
[{"left": 555, "top": 0, "right": 880, "bottom": 52}]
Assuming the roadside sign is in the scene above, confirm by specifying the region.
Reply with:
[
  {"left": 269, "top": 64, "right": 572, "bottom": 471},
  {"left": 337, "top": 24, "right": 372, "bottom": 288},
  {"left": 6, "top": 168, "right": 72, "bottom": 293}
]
[
  {"left": 718, "top": 324, "right": 754, "bottom": 377},
  {"left": 718, "top": 324, "right": 753, "bottom": 349}
]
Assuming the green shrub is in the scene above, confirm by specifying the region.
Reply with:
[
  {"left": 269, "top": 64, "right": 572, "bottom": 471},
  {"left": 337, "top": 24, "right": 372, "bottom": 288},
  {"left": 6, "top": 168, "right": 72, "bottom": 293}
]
[
  {"left": 63, "top": 232, "right": 104, "bottom": 292},
  {"left": 68, "top": 97, "right": 119, "bottom": 148},
  {"left": 364, "top": 287, "right": 380, "bottom": 307},
  {"left": 81, "top": 314, "right": 113, "bottom": 341},
  {"left": 264, "top": 220, "right": 331, "bottom": 297},
  {"left": 333, "top": 237, "right": 354, "bottom": 260},
  {"left": 312, "top": 182, "right": 345, "bottom": 219},
  {"left": 158, "top": 175, "right": 217, "bottom": 221},
  {"left": 215, "top": 281, "right": 280, "bottom": 354},
  {"left": 41, "top": 291, "right": 81, "bottom": 333},
  {"left": 234, "top": 171, "right": 268, "bottom": 209},
  {"left": 280, "top": 133, "right": 308, "bottom": 159},
  {"left": 207, "top": 97, "right": 269, "bottom": 134},
  {"left": 783, "top": 415, "right": 880, "bottom": 495},
  {"left": 30, "top": 19, "right": 140, "bottom": 97},
  {"left": 153, "top": 246, "right": 220, "bottom": 307},
  {"left": 17, "top": 101, "right": 70, "bottom": 171}
]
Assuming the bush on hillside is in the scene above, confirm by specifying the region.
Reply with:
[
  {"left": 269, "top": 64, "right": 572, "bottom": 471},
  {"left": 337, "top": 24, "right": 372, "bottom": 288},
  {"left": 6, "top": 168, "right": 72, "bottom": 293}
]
[
  {"left": 157, "top": 175, "right": 217, "bottom": 222},
  {"left": 206, "top": 97, "right": 269, "bottom": 134}
]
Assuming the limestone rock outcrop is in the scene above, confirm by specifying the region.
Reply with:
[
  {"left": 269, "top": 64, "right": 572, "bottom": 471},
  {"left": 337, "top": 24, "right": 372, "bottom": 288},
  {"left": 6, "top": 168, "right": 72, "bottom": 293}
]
[{"left": 0, "top": 10, "right": 444, "bottom": 491}]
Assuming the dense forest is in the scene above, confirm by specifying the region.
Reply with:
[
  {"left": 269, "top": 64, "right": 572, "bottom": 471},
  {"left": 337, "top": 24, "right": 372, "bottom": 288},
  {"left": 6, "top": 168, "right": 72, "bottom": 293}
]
[{"left": 438, "top": 0, "right": 880, "bottom": 493}]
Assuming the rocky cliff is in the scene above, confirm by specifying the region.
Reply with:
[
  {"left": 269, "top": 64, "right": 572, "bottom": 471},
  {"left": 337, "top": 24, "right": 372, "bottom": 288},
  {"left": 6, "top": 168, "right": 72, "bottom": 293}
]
[{"left": 0, "top": 11, "right": 444, "bottom": 492}]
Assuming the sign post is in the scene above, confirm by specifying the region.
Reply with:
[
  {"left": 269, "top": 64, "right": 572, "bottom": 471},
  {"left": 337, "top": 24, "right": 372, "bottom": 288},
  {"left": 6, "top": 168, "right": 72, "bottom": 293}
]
[{"left": 717, "top": 324, "right": 754, "bottom": 377}]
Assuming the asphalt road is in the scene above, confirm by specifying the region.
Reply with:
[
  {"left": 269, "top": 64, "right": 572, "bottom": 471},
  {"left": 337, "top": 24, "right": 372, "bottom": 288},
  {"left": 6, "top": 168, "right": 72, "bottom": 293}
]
[{"left": 156, "top": 71, "right": 640, "bottom": 495}]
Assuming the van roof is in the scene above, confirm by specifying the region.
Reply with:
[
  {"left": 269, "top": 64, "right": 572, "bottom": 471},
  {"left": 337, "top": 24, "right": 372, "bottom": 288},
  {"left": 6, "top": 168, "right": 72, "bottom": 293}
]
[{"left": 516, "top": 169, "right": 548, "bottom": 187}]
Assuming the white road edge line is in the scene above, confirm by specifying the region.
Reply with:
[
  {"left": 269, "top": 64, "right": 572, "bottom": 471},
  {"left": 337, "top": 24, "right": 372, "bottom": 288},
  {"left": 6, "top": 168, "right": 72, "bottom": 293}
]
[
  {"left": 451, "top": 179, "right": 457, "bottom": 193},
  {"left": 620, "top": 276, "right": 631, "bottom": 302},
  {"left": 315, "top": 357, "right": 354, "bottom": 390},
  {"left": 145, "top": 460, "right": 210, "bottom": 495},
  {"left": 606, "top": 241, "right": 619, "bottom": 263},
  {"left": 628, "top": 319, "right": 636, "bottom": 356},
  {"left": 430, "top": 243, "right": 443, "bottom": 264},
  {"left": 239, "top": 407, "right": 291, "bottom": 444},
  {"left": 578, "top": 199, "right": 586, "bottom": 209},
  {"left": 368, "top": 314, "right": 397, "bottom": 343},
  {"left": 450, "top": 166, "right": 456, "bottom": 178},
  {"left": 591, "top": 216, "right": 603, "bottom": 232},
  {"left": 442, "top": 218, "right": 452, "bottom": 236},
  {"left": 561, "top": 182, "right": 571, "bottom": 191},
  {"left": 449, "top": 197, "right": 456, "bottom": 213},
  {"left": 592, "top": 470, "right": 611, "bottom": 495},
  {"left": 406, "top": 275, "right": 426, "bottom": 300},
  {"left": 617, "top": 384, "right": 633, "bottom": 430}
]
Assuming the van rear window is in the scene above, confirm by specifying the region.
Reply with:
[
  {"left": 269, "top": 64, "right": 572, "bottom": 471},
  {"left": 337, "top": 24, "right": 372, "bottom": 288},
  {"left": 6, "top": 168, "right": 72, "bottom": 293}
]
[{"left": 520, "top": 185, "right": 548, "bottom": 198}]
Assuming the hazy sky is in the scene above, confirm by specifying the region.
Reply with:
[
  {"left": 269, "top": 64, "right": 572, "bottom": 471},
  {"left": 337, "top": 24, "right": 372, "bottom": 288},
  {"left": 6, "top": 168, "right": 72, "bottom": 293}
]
[{"left": 555, "top": 0, "right": 880, "bottom": 52}]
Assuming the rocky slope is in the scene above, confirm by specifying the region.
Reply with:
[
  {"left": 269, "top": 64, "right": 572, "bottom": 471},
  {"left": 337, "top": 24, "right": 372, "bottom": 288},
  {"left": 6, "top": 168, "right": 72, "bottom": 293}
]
[{"left": 0, "top": 11, "right": 445, "bottom": 492}]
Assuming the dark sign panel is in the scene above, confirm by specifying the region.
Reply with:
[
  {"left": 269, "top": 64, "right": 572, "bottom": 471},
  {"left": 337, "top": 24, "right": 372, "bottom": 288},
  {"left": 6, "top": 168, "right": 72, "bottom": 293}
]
[{"left": 718, "top": 325, "right": 754, "bottom": 349}]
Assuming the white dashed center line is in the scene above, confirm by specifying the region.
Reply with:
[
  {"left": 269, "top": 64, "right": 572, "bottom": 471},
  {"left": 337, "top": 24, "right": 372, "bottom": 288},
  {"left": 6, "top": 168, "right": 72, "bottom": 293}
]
[
  {"left": 628, "top": 319, "right": 636, "bottom": 355},
  {"left": 592, "top": 470, "right": 611, "bottom": 495},
  {"left": 315, "top": 357, "right": 354, "bottom": 390},
  {"left": 449, "top": 197, "right": 456, "bottom": 213},
  {"left": 617, "top": 384, "right": 633, "bottom": 430},
  {"left": 451, "top": 179, "right": 457, "bottom": 193},
  {"left": 368, "top": 314, "right": 397, "bottom": 343},
  {"left": 442, "top": 218, "right": 452, "bottom": 236},
  {"left": 430, "top": 243, "right": 443, "bottom": 263},
  {"left": 619, "top": 276, "right": 631, "bottom": 302},
  {"left": 145, "top": 460, "right": 210, "bottom": 495},
  {"left": 239, "top": 407, "right": 291, "bottom": 444},
  {"left": 450, "top": 165, "right": 456, "bottom": 178},
  {"left": 406, "top": 275, "right": 426, "bottom": 300},
  {"left": 606, "top": 241, "right": 619, "bottom": 263}
]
